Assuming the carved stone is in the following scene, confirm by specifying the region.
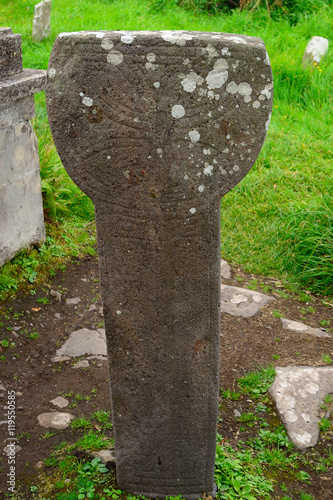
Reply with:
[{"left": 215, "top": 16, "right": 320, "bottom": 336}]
[{"left": 45, "top": 30, "right": 273, "bottom": 499}]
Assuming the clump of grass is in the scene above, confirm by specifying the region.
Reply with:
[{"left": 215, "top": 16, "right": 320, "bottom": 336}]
[{"left": 238, "top": 365, "right": 276, "bottom": 397}]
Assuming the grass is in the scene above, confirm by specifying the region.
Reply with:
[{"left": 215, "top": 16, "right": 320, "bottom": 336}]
[{"left": 0, "top": 0, "right": 332, "bottom": 296}]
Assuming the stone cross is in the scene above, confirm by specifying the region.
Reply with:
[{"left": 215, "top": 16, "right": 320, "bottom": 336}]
[
  {"left": 46, "top": 30, "right": 273, "bottom": 499},
  {"left": 32, "top": 0, "right": 52, "bottom": 42},
  {"left": 0, "top": 27, "right": 46, "bottom": 266}
]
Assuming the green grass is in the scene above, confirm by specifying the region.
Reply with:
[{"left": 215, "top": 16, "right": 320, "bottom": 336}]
[{"left": 0, "top": 0, "right": 331, "bottom": 295}]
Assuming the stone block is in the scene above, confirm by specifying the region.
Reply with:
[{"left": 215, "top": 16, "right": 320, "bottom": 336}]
[
  {"left": 32, "top": 0, "right": 52, "bottom": 42},
  {"left": 302, "top": 36, "right": 329, "bottom": 66},
  {"left": 0, "top": 27, "right": 22, "bottom": 78}
]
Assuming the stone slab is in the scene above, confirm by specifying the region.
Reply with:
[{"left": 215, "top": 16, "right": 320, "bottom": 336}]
[
  {"left": 0, "top": 68, "right": 46, "bottom": 104},
  {"left": 281, "top": 318, "right": 330, "bottom": 338},
  {"left": 0, "top": 28, "right": 23, "bottom": 78},
  {"left": 302, "top": 36, "right": 329, "bottom": 66},
  {"left": 46, "top": 30, "right": 273, "bottom": 499},
  {"left": 37, "top": 411, "right": 74, "bottom": 430},
  {"left": 53, "top": 328, "right": 107, "bottom": 359},
  {"left": 32, "top": 0, "right": 52, "bottom": 42},
  {"left": 269, "top": 366, "right": 333, "bottom": 449},
  {"left": 0, "top": 95, "right": 45, "bottom": 266},
  {"left": 221, "top": 284, "right": 274, "bottom": 317}
]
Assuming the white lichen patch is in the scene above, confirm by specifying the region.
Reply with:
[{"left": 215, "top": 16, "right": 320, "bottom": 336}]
[
  {"left": 181, "top": 72, "right": 204, "bottom": 93},
  {"left": 244, "top": 95, "right": 251, "bottom": 103},
  {"left": 157, "top": 148, "right": 163, "bottom": 155},
  {"left": 146, "top": 53, "right": 156, "bottom": 63},
  {"left": 189, "top": 130, "right": 200, "bottom": 143},
  {"left": 160, "top": 31, "right": 192, "bottom": 46},
  {"left": 205, "top": 43, "right": 219, "bottom": 58},
  {"left": 48, "top": 68, "right": 57, "bottom": 79},
  {"left": 116, "top": 310, "right": 122, "bottom": 315},
  {"left": 171, "top": 104, "right": 185, "bottom": 119},
  {"left": 228, "top": 36, "right": 246, "bottom": 45},
  {"left": 153, "top": 82, "right": 160, "bottom": 88},
  {"left": 121, "top": 35, "right": 134, "bottom": 44},
  {"left": 203, "top": 164, "right": 214, "bottom": 176},
  {"left": 82, "top": 96, "right": 93, "bottom": 107},
  {"left": 305, "top": 383, "right": 319, "bottom": 394},
  {"left": 101, "top": 38, "right": 114, "bottom": 51},
  {"left": 238, "top": 82, "right": 252, "bottom": 96},
  {"left": 253, "top": 101, "right": 261, "bottom": 109},
  {"left": 198, "top": 185, "right": 205, "bottom": 192},
  {"left": 233, "top": 165, "right": 240, "bottom": 172},
  {"left": 203, "top": 148, "right": 211, "bottom": 155},
  {"left": 189, "top": 207, "right": 196, "bottom": 214},
  {"left": 265, "top": 112, "right": 272, "bottom": 131},
  {"left": 260, "top": 83, "right": 273, "bottom": 100},
  {"left": 206, "top": 59, "right": 228, "bottom": 90},
  {"left": 107, "top": 51, "right": 123, "bottom": 65},
  {"left": 221, "top": 47, "right": 231, "bottom": 56},
  {"left": 232, "top": 60, "right": 239, "bottom": 70}
]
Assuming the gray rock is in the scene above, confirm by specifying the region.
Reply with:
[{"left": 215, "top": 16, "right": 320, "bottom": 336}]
[
  {"left": 281, "top": 318, "right": 330, "bottom": 338},
  {"left": 302, "top": 36, "right": 329, "bottom": 66},
  {"left": 233, "top": 409, "right": 241, "bottom": 418},
  {"left": 89, "top": 304, "right": 97, "bottom": 311},
  {"left": 50, "top": 289, "right": 62, "bottom": 302},
  {"left": 32, "top": 0, "right": 52, "bottom": 42},
  {"left": 54, "top": 312, "right": 61, "bottom": 319},
  {"left": 53, "top": 328, "right": 107, "bottom": 358},
  {"left": 37, "top": 412, "right": 74, "bottom": 430},
  {"left": 0, "top": 384, "right": 6, "bottom": 391},
  {"left": 269, "top": 366, "right": 333, "bottom": 449},
  {"left": 46, "top": 30, "right": 273, "bottom": 499},
  {"left": 66, "top": 297, "right": 81, "bottom": 305},
  {"left": 92, "top": 449, "right": 116, "bottom": 464},
  {"left": 73, "top": 359, "right": 90, "bottom": 369},
  {"left": 50, "top": 396, "right": 69, "bottom": 408},
  {"left": 51, "top": 355, "right": 71, "bottom": 362},
  {"left": 221, "top": 259, "right": 231, "bottom": 280},
  {"left": 15, "top": 391, "right": 22, "bottom": 396},
  {"left": 221, "top": 284, "right": 274, "bottom": 317}
]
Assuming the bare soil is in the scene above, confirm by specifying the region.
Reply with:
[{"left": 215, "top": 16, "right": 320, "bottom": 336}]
[{"left": 0, "top": 256, "right": 332, "bottom": 499}]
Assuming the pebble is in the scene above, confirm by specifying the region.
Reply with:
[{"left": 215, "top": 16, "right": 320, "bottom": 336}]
[
  {"left": 234, "top": 409, "right": 242, "bottom": 418},
  {"left": 66, "top": 297, "right": 81, "bottom": 305}
]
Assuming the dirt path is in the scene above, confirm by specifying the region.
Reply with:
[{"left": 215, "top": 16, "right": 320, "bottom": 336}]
[{"left": 0, "top": 255, "right": 332, "bottom": 498}]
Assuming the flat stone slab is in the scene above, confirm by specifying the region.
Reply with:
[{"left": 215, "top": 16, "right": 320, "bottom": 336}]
[
  {"left": 50, "top": 396, "right": 69, "bottom": 408},
  {"left": 281, "top": 318, "right": 330, "bottom": 338},
  {"left": 269, "top": 366, "right": 333, "bottom": 449},
  {"left": 221, "top": 284, "right": 274, "bottom": 318},
  {"left": 221, "top": 259, "right": 231, "bottom": 280},
  {"left": 37, "top": 411, "right": 75, "bottom": 430},
  {"left": 66, "top": 297, "right": 81, "bottom": 305},
  {"left": 52, "top": 328, "right": 107, "bottom": 360}
]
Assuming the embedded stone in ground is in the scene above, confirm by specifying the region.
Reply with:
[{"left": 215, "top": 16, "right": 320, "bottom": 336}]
[
  {"left": 92, "top": 449, "right": 116, "bottom": 464},
  {"left": 46, "top": 30, "right": 272, "bottom": 499},
  {"left": 32, "top": 0, "right": 52, "bottom": 42},
  {"left": 221, "top": 285, "right": 274, "bottom": 318},
  {"left": 302, "top": 36, "right": 329, "bottom": 66},
  {"left": 221, "top": 259, "right": 231, "bottom": 280},
  {"left": 269, "top": 366, "right": 333, "bottom": 449},
  {"left": 37, "top": 412, "right": 75, "bottom": 430},
  {"left": 52, "top": 328, "right": 106, "bottom": 361},
  {"left": 4, "top": 444, "right": 21, "bottom": 456},
  {"left": 50, "top": 396, "right": 69, "bottom": 408},
  {"left": 281, "top": 318, "right": 330, "bottom": 338},
  {"left": 73, "top": 359, "right": 90, "bottom": 369},
  {"left": 66, "top": 297, "right": 81, "bottom": 305}
]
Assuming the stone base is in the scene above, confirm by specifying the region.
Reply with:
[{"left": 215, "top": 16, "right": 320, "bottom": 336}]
[{"left": 0, "top": 95, "right": 45, "bottom": 266}]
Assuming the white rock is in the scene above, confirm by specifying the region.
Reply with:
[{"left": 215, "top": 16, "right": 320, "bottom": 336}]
[
  {"left": 37, "top": 412, "right": 75, "bottom": 430},
  {"left": 50, "top": 396, "right": 69, "bottom": 408},
  {"left": 32, "top": 0, "right": 52, "bottom": 42},
  {"left": 302, "top": 36, "right": 329, "bottom": 65},
  {"left": 73, "top": 359, "right": 90, "bottom": 369}
]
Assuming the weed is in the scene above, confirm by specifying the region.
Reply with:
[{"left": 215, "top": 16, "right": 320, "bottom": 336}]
[
  {"left": 237, "top": 365, "right": 276, "bottom": 398},
  {"left": 41, "top": 430, "right": 58, "bottom": 439},
  {"left": 37, "top": 297, "right": 50, "bottom": 305},
  {"left": 272, "top": 310, "right": 283, "bottom": 318},
  {"left": 319, "top": 418, "right": 331, "bottom": 433},
  {"left": 29, "top": 330, "right": 39, "bottom": 340},
  {"left": 71, "top": 416, "right": 92, "bottom": 429},
  {"left": 222, "top": 389, "right": 241, "bottom": 401},
  {"left": 322, "top": 354, "right": 333, "bottom": 364}
]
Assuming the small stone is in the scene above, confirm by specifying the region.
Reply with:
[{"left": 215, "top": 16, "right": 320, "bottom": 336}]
[
  {"left": 99, "top": 306, "right": 104, "bottom": 316},
  {"left": 3, "top": 444, "right": 21, "bottom": 456},
  {"left": 15, "top": 391, "right": 22, "bottom": 396},
  {"left": 50, "top": 289, "right": 62, "bottom": 302},
  {"left": 221, "top": 259, "right": 231, "bottom": 280},
  {"left": 73, "top": 359, "right": 89, "bottom": 369},
  {"left": 66, "top": 297, "right": 81, "bottom": 305},
  {"left": 92, "top": 449, "right": 116, "bottom": 464},
  {"left": 281, "top": 318, "right": 330, "bottom": 338},
  {"left": 50, "top": 396, "right": 69, "bottom": 408},
  {"left": 54, "top": 328, "right": 107, "bottom": 358},
  {"left": 0, "top": 384, "right": 5, "bottom": 391},
  {"left": 17, "top": 406, "right": 24, "bottom": 410},
  {"left": 233, "top": 409, "right": 241, "bottom": 418},
  {"left": 89, "top": 304, "right": 97, "bottom": 311},
  {"left": 37, "top": 412, "right": 75, "bottom": 430},
  {"left": 325, "top": 411, "right": 331, "bottom": 420},
  {"left": 54, "top": 313, "right": 61, "bottom": 319},
  {"left": 35, "top": 460, "right": 44, "bottom": 469},
  {"left": 64, "top": 478, "right": 71, "bottom": 484},
  {"left": 51, "top": 355, "right": 71, "bottom": 362},
  {"left": 221, "top": 285, "right": 274, "bottom": 318},
  {"left": 302, "top": 36, "right": 329, "bottom": 66}
]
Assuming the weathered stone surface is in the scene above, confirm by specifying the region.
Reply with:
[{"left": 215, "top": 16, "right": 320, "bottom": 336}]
[
  {"left": 50, "top": 396, "right": 69, "bottom": 408},
  {"left": 52, "top": 328, "right": 107, "bottom": 360},
  {"left": 92, "top": 449, "right": 116, "bottom": 464},
  {"left": 221, "top": 284, "right": 274, "bottom": 317},
  {"left": 66, "top": 297, "right": 81, "bottom": 305},
  {"left": 281, "top": 318, "right": 330, "bottom": 338},
  {"left": 46, "top": 30, "right": 272, "bottom": 499},
  {"left": 0, "top": 27, "right": 22, "bottom": 78},
  {"left": 302, "top": 36, "right": 329, "bottom": 66},
  {"left": 221, "top": 259, "right": 231, "bottom": 280},
  {"left": 0, "top": 27, "right": 46, "bottom": 266},
  {"left": 37, "top": 411, "right": 74, "bottom": 430},
  {"left": 32, "top": 0, "right": 52, "bottom": 42},
  {"left": 73, "top": 359, "right": 90, "bottom": 369},
  {"left": 0, "top": 96, "right": 45, "bottom": 266},
  {"left": 270, "top": 366, "right": 333, "bottom": 449}
]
